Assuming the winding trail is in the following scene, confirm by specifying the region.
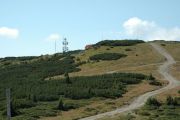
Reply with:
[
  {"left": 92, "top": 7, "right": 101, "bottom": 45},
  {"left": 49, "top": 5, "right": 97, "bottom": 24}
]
[{"left": 80, "top": 43, "right": 180, "bottom": 120}]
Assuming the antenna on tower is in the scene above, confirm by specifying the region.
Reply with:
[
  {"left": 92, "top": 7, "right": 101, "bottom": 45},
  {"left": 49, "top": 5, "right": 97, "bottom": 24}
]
[{"left": 62, "top": 38, "right": 68, "bottom": 53}]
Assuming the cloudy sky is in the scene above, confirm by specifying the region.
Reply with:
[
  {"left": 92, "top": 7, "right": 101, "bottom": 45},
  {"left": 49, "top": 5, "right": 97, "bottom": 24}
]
[{"left": 0, "top": 0, "right": 180, "bottom": 57}]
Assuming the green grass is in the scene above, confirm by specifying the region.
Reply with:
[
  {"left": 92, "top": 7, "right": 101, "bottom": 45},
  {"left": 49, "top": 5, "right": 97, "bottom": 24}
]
[
  {"left": 0, "top": 98, "right": 94, "bottom": 120},
  {"left": 134, "top": 104, "right": 180, "bottom": 120},
  {"left": 100, "top": 100, "right": 180, "bottom": 120}
]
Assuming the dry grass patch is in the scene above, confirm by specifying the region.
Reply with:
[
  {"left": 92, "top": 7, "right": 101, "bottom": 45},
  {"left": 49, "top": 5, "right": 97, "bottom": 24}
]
[
  {"left": 156, "top": 41, "right": 180, "bottom": 61},
  {"left": 170, "top": 62, "right": 180, "bottom": 80},
  {"left": 154, "top": 41, "right": 180, "bottom": 101},
  {"left": 45, "top": 43, "right": 164, "bottom": 80},
  {"left": 155, "top": 86, "right": 180, "bottom": 102},
  {"left": 72, "top": 43, "right": 164, "bottom": 76}
]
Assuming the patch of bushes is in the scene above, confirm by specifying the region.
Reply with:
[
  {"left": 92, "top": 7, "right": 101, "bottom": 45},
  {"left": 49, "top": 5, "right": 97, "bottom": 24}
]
[
  {"left": 57, "top": 97, "right": 80, "bottom": 111},
  {"left": 146, "top": 74, "right": 162, "bottom": 86},
  {"left": 106, "top": 48, "right": 110, "bottom": 50},
  {"left": 125, "top": 48, "right": 132, "bottom": 51},
  {"left": 161, "top": 44, "right": 166, "bottom": 46},
  {"left": 94, "top": 40, "right": 145, "bottom": 47},
  {"left": 137, "top": 96, "right": 180, "bottom": 120},
  {"left": 0, "top": 55, "right": 80, "bottom": 101},
  {"left": 66, "top": 50, "right": 84, "bottom": 55},
  {"left": 12, "top": 99, "right": 36, "bottom": 109},
  {"left": 149, "top": 80, "right": 162, "bottom": 86},
  {"left": 75, "top": 61, "right": 87, "bottom": 66},
  {"left": 1, "top": 56, "right": 38, "bottom": 62},
  {"left": 138, "top": 111, "right": 151, "bottom": 116},
  {"left": 146, "top": 97, "right": 161, "bottom": 107},
  {"left": 89, "top": 53, "right": 127, "bottom": 61},
  {"left": 37, "top": 95, "right": 59, "bottom": 101},
  {"left": 166, "top": 96, "right": 178, "bottom": 106},
  {"left": 146, "top": 96, "right": 180, "bottom": 107}
]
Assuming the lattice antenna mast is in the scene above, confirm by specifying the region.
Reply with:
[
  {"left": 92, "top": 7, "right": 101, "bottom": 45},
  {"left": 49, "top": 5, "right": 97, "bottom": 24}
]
[{"left": 62, "top": 38, "right": 68, "bottom": 53}]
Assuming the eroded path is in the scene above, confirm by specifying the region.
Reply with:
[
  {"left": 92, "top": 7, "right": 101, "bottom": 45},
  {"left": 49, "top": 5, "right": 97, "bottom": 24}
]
[{"left": 80, "top": 43, "right": 180, "bottom": 120}]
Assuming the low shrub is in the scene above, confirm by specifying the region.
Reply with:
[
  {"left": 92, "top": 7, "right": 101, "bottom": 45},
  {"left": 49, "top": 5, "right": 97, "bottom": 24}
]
[
  {"left": 161, "top": 44, "right": 166, "bottom": 46},
  {"left": 106, "top": 48, "right": 110, "bottom": 50},
  {"left": 38, "top": 95, "right": 59, "bottom": 101},
  {"left": 125, "top": 48, "right": 132, "bottom": 51},
  {"left": 166, "top": 96, "right": 179, "bottom": 106},
  {"left": 149, "top": 80, "right": 162, "bottom": 86},
  {"left": 57, "top": 97, "right": 80, "bottom": 111},
  {"left": 89, "top": 53, "right": 127, "bottom": 61},
  {"left": 146, "top": 97, "right": 161, "bottom": 107},
  {"left": 12, "top": 99, "right": 36, "bottom": 109},
  {"left": 138, "top": 111, "right": 151, "bottom": 116}
]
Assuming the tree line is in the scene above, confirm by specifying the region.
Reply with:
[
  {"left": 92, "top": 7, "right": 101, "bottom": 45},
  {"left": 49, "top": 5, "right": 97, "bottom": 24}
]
[{"left": 94, "top": 40, "right": 145, "bottom": 47}]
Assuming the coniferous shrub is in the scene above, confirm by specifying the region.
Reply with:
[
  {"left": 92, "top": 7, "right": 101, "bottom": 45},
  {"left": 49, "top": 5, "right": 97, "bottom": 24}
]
[
  {"left": 32, "top": 94, "right": 37, "bottom": 103},
  {"left": 12, "top": 99, "right": 35, "bottom": 109},
  {"left": 0, "top": 51, "right": 152, "bottom": 102},
  {"left": 57, "top": 97, "right": 64, "bottom": 110},
  {"left": 146, "top": 97, "right": 161, "bottom": 107},
  {"left": 10, "top": 99, "right": 20, "bottom": 117},
  {"left": 89, "top": 53, "right": 127, "bottom": 61},
  {"left": 65, "top": 72, "right": 71, "bottom": 84},
  {"left": 166, "top": 96, "right": 179, "bottom": 106}
]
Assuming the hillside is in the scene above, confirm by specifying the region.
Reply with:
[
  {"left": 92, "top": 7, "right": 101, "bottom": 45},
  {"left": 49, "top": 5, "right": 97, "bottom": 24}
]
[
  {"left": 49, "top": 41, "right": 164, "bottom": 79},
  {"left": 92, "top": 41, "right": 180, "bottom": 120},
  {"left": 0, "top": 40, "right": 179, "bottom": 120}
]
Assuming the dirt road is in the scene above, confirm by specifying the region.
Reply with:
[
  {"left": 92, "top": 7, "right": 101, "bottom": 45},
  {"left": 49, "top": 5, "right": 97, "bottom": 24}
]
[{"left": 80, "top": 43, "right": 180, "bottom": 120}]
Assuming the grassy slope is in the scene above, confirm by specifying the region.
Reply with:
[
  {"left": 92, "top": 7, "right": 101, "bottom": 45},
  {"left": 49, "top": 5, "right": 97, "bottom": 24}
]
[
  {"left": 49, "top": 43, "right": 164, "bottom": 80},
  {"left": 41, "top": 43, "right": 166, "bottom": 120},
  {"left": 99, "top": 41, "right": 180, "bottom": 120},
  {"left": 156, "top": 41, "right": 180, "bottom": 80},
  {"left": 154, "top": 41, "right": 180, "bottom": 101},
  {"left": 75, "top": 43, "right": 163, "bottom": 75},
  {"left": 1, "top": 42, "right": 178, "bottom": 120}
]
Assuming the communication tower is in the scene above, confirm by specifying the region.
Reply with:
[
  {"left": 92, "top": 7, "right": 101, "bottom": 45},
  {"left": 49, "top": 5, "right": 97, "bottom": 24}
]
[{"left": 62, "top": 38, "right": 68, "bottom": 53}]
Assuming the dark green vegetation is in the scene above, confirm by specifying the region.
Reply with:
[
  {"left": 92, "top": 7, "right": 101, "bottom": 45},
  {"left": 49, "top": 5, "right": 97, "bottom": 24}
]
[
  {"left": 60, "top": 72, "right": 148, "bottom": 99},
  {"left": 110, "top": 96, "right": 180, "bottom": 120},
  {"left": 94, "top": 40, "right": 145, "bottom": 47},
  {"left": 0, "top": 54, "right": 81, "bottom": 119},
  {"left": 0, "top": 56, "right": 37, "bottom": 62},
  {"left": 89, "top": 53, "right": 127, "bottom": 61},
  {"left": 146, "top": 74, "right": 162, "bottom": 86},
  {"left": 0, "top": 52, "right": 151, "bottom": 119},
  {"left": 135, "top": 96, "right": 180, "bottom": 120},
  {"left": 0, "top": 54, "right": 80, "bottom": 100},
  {"left": 146, "top": 97, "right": 161, "bottom": 107}
]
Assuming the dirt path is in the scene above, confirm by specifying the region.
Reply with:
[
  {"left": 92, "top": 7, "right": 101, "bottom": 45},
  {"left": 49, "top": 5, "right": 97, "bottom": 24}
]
[{"left": 80, "top": 43, "right": 180, "bottom": 120}]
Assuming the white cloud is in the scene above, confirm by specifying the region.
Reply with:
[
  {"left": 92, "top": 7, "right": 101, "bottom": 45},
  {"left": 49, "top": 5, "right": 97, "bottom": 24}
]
[
  {"left": 123, "top": 17, "right": 180, "bottom": 41},
  {"left": 46, "top": 33, "right": 61, "bottom": 41},
  {"left": 0, "top": 27, "right": 19, "bottom": 39}
]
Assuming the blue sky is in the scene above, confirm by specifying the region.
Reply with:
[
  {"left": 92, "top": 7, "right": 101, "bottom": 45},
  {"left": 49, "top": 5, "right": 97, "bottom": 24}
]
[{"left": 0, "top": 0, "right": 180, "bottom": 57}]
